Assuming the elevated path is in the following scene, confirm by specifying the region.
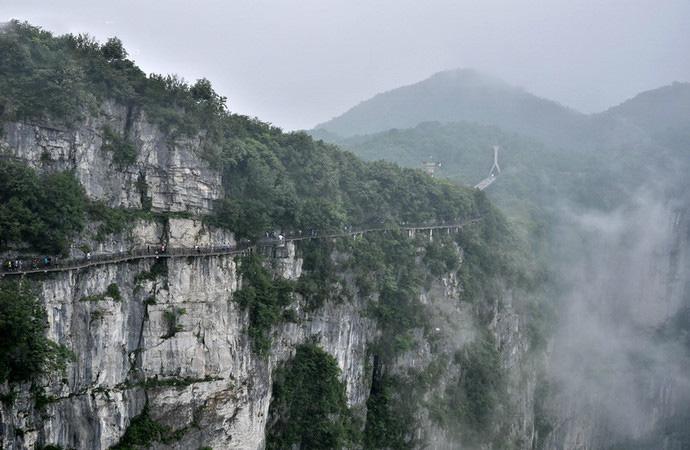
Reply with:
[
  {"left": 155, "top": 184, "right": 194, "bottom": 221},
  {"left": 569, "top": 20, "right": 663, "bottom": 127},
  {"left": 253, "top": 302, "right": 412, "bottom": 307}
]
[
  {"left": 474, "top": 145, "right": 501, "bottom": 191},
  {"left": 1, "top": 219, "right": 481, "bottom": 277}
]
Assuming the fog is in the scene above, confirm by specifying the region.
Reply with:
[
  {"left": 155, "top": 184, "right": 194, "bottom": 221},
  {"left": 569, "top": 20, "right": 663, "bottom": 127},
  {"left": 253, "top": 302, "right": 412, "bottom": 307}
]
[
  {"left": 546, "top": 188, "right": 690, "bottom": 446},
  {"left": 3, "top": 0, "right": 690, "bottom": 129}
]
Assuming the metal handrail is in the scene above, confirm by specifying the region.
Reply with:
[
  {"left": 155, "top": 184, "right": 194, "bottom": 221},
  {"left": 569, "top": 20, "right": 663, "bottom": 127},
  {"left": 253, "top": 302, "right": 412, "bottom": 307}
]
[{"left": 1, "top": 219, "right": 480, "bottom": 276}]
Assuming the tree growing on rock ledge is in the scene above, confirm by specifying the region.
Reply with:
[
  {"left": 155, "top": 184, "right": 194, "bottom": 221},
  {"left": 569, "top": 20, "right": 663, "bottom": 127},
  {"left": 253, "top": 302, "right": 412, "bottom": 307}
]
[
  {"left": 266, "top": 343, "right": 357, "bottom": 449},
  {"left": 0, "top": 280, "right": 72, "bottom": 384}
]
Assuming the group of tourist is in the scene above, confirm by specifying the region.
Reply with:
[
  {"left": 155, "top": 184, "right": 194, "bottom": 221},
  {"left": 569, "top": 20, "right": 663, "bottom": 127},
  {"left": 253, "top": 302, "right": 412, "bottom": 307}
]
[{"left": 3, "top": 256, "right": 55, "bottom": 272}]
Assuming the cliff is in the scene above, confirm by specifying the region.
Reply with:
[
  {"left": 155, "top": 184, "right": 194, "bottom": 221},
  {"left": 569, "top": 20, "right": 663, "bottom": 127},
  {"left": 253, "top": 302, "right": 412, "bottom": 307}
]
[
  {"left": 541, "top": 195, "right": 690, "bottom": 450},
  {"left": 0, "top": 21, "right": 544, "bottom": 449},
  {"left": 0, "top": 115, "right": 540, "bottom": 449},
  {"left": 1, "top": 101, "right": 221, "bottom": 215}
]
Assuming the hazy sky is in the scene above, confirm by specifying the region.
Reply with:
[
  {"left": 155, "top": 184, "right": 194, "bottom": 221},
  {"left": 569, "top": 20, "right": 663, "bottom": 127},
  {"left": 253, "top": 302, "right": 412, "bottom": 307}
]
[{"left": 4, "top": 0, "right": 689, "bottom": 130}]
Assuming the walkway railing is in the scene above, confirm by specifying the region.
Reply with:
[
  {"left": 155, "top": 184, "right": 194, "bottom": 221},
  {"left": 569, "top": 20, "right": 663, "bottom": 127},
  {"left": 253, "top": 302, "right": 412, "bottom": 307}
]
[{"left": 1, "top": 218, "right": 480, "bottom": 277}]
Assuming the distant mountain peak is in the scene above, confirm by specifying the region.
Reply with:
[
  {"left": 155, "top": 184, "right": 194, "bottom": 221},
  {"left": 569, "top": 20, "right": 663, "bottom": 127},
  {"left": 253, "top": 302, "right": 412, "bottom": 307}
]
[
  {"left": 426, "top": 68, "right": 514, "bottom": 89},
  {"left": 602, "top": 82, "right": 690, "bottom": 133},
  {"left": 314, "top": 68, "right": 584, "bottom": 145}
]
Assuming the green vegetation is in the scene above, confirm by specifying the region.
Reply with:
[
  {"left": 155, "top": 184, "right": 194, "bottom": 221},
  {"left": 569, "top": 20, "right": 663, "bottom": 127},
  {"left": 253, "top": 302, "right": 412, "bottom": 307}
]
[
  {"left": 266, "top": 343, "right": 357, "bottom": 449},
  {"left": 352, "top": 202, "right": 530, "bottom": 446},
  {"left": 295, "top": 240, "right": 342, "bottom": 310},
  {"left": 138, "top": 375, "right": 222, "bottom": 389},
  {"left": 0, "top": 159, "right": 87, "bottom": 254},
  {"left": 101, "top": 125, "right": 137, "bottom": 168},
  {"left": 0, "top": 21, "right": 226, "bottom": 139},
  {"left": 363, "top": 370, "right": 417, "bottom": 450},
  {"left": 449, "top": 335, "right": 505, "bottom": 431},
  {"left": 312, "top": 68, "right": 584, "bottom": 145},
  {"left": 351, "top": 232, "right": 428, "bottom": 355},
  {"left": 363, "top": 358, "right": 448, "bottom": 449},
  {"left": 32, "top": 384, "right": 59, "bottom": 409},
  {"left": 162, "top": 306, "right": 186, "bottom": 339},
  {"left": 603, "top": 81, "right": 690, "bottom": 135},
  {"left": 1, "top": 21, "right": 484, "bottom": 248},
  {"left": 86, "top": 202, "right": 157, "bottom": 242},
  {"left": 106, "top": 283, "right": 121, "bottom": 300},
  {"left": 0, "top": 280, "right": 72, "bottom": 383},
  {"left": 424, "top": 236, "right": 460, "bottom": 277},
  {"left": 233, "top": 254, "right": 295, "bottom": 355},
  {"left": 111, "top": 404, "right": 185, "bottom": 450},
  {"left": 0, "top": 158, "right": 156, "bottom": 253},
  {"left": 418, "top": 334, "right": 509, "bottom": 446},
  {"left": 326, "top": 120, "right": 616, "bottom": 243},
  {"left": 134, "top": 258, "right": 168, "bottom": 284},
  {"left": 80, "top": 283, "right": 121, "bottom": 302},
  {"left": 136, "top": 172, "right": 152, "bottom": 211},
  {"left": 0, "top": 22, "right": 559, "bottom": 449},
  {"left": 212, "top": 126, "right": 477, "bottom": 238}
]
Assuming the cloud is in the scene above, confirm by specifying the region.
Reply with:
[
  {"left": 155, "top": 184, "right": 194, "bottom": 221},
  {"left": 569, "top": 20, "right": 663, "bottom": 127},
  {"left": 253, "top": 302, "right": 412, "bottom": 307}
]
[{"left": 545, "top": 188, "right": 690, "bottom": 446}]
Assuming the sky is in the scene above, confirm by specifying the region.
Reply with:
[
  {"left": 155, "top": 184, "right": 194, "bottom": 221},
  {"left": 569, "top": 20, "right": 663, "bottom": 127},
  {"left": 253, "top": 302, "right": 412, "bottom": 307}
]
[{"left": 3, "top": 0, "right": 689, "bottom": 130}]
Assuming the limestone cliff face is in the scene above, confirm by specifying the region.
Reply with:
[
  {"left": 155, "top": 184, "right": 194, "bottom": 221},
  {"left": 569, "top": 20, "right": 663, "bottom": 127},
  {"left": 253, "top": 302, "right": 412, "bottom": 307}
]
[
  {"left": 0, "top": 224, "right": 379, "bottom": 449},
  {"left": 0, "top": 116, "right": 539, "bottom": 449},
  {"left": 0, "top": 102, "right": 221, "bottom": 214}
]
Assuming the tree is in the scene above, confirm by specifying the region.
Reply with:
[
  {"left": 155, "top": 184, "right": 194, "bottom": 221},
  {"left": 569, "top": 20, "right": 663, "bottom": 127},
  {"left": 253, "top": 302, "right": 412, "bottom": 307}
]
[
  {"left": 190, "top": 78, "right": 215, "bottom": 101},
  {"left": 266, "top": 344, "right": 355, "bottom": 449},
  {"left": 0, "top": 280, "right": 72, "bottom": 383},
  {"left": 191, "top": 78, "right": 227, "bottom": 113},
  {"left": 101, "top": 37, "right": 127, "bottom": 61},
  {"left": 0, "top": 160, "right": 86, "bottom": 254}
]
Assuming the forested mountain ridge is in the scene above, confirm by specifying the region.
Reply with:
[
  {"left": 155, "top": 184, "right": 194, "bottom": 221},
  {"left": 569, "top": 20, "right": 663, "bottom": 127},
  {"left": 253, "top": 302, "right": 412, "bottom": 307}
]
[
  {"left": 314, "top": 68, "right": 589, "bottom": 147},
  {"left": 0, "top": 20, "right": 487, "bottom": 243},
  {"left": 600, "top": 81, "right": 690, "bottom": 134},
  {"left": 313, "top": 68, "right": 690, "bottom": 158},
  {"left": 313, "top": 74, "right": 690, "bottom": 225}
]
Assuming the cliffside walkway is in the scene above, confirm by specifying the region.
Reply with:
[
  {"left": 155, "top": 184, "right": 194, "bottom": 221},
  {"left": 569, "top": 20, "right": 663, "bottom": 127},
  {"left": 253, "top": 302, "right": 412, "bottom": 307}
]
[
  {"left": 1, "top": 219, "right": 480, "bottom": 277},
  {"left": 474, "top": 145, "right": 501, "bottom": 191}
]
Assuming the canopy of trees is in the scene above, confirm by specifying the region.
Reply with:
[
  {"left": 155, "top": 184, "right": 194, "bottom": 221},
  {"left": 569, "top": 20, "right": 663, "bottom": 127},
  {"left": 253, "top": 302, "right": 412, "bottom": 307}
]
[
  {"left": 266, "top": 343, "right": 356, "bottom": 449},
  {"left": 0, "top": 159, "right": 86, "bottom": 254},
  {"left": 0, "top": 21, "right": 484, "bottom": 241}
]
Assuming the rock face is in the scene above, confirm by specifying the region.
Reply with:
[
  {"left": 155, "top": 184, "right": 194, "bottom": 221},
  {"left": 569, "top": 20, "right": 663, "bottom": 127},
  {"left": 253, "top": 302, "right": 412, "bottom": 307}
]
[
  {"left": 0, "top": 102, "right": 222, "bottom": 214},
  {"left": 0, "top": 115, "right": 539, "bottom": 449},
  {"left": 542, "top": 196, "right": 690, "bottom": 450},
  {"left": 0, "top": 236, "right": 537, "bottom": 450}
]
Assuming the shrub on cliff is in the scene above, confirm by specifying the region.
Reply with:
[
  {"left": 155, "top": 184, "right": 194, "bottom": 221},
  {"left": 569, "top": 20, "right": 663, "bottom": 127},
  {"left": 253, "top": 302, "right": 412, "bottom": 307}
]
[
  {"left": 0, "top": 280, "right": 72, "bottom": 383},
  {"left": 266, "top": 343, "right": 357, "bottom": 449},
  {"left": 234, "top": 254, "right": 295, "bottom": 354}
]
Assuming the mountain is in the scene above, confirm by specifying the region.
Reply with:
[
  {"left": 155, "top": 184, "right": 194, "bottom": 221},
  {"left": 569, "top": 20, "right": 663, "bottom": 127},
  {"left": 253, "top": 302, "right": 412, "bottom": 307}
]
[
  {"left": 0, "top": 21, "right": 544, "bottom": 450},
  {"left": 315, "top": 74, "right": 690, "bottom": 219},
  {"left": 601, "top": 81, "right": 690, "bottom": 134},
  {"left": 314, "top": 70, "right": 690, "bottom": 450},
  {"left": 328, "top": 120, "right": 637, "bottom": 247},
  {"left": 331, "top": 122, "right": 565, "bottom": 209},
  {"left": 314, "top": 69, "right": 589, "bottom": 147},
  {"left": 597, "top": 82, "right": 690, "bottom": 154}
]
